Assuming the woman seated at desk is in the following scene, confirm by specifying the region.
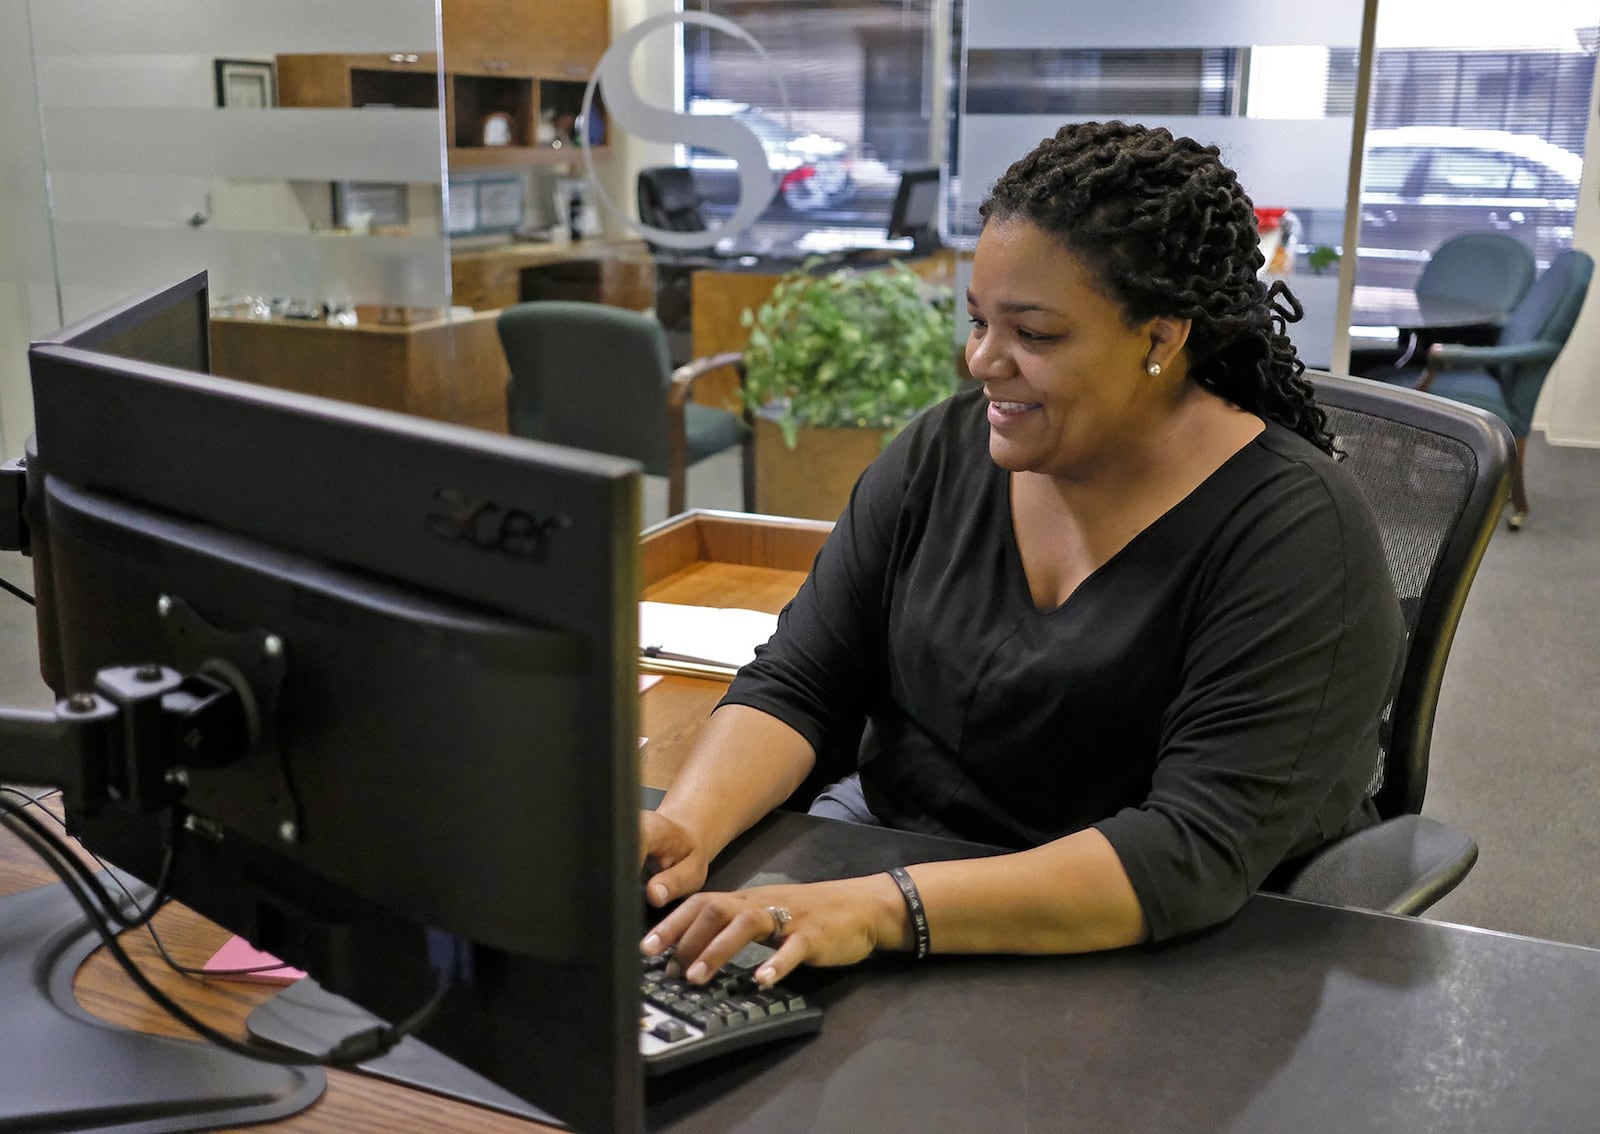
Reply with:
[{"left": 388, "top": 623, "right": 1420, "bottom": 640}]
[{"left": 641, "top": 121, "right": 1404, "bottom": 986}]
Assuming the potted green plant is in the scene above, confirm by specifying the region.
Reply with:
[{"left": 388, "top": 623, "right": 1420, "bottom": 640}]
[{"left": 739, "top": 258, "right": 958, "bottom": 519}]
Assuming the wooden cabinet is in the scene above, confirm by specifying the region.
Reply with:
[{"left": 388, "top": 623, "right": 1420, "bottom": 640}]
[
  {"left": 210, "top": 311, "right": 509, "bottom": 434},
  {"left": 442, "top": 0, "right": 607, "bottom": 79},
  {"left": 277, "top": 53, "right": 441, "bottom": 110},
  {"left": 275, "top": 0, "right": 608, "bottom": 169},
  {"left": 450, "top": 240, "right": 655, "bottom": 311}
]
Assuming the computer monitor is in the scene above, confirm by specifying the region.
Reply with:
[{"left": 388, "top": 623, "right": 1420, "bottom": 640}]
[
  {"left": 886, "top": 167, "right": 942, "bottom": 256},
  {"left": 7, "top": 272, "right": 645, "bottom": 1133}
]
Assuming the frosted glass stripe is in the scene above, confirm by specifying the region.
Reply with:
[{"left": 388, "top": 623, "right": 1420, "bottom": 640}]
[
  {"left": 0, "top": 20, "right": 54, "bottom": 286},
  {"left": 41, "top": 108, "right": 443, "bottom": 183},
  {"left": 958, "top": 115, "right": 1353, "bottom": 213},
  {"left": 36, "top": 55, "right": 264, "bottom": 109},
  {"left": 51, "top": 225, "right": 451, "bottom": 309},
  {"left": 46, "top": 172, "right": 215, "bottom": 227},
  {"left": 29, "top": 1, "right": 435, "bottom": 56},
  {"left": 964, "top": 0, "right": 1362, "bottom": 49}
]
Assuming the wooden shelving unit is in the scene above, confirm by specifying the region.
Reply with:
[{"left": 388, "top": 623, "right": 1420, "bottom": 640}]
[{"left": 275, "top": 0, "right": 609, "bottom": 170}]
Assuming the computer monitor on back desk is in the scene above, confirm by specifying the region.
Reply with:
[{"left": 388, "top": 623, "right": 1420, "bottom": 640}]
[
  {"left": 707, "top": 166, "right": 945, "bottom": 272},
  {"left": 1, "top": 272, "right": 647, "bottom": 1133}
]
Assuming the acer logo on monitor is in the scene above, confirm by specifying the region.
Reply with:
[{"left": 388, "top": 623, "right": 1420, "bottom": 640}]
[{"left": 424, "top": 489, "right": 569, "bottom": 561}]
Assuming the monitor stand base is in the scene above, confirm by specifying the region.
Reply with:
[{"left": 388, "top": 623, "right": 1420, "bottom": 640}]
[
  {"left": 0, "top": 875, "right": 325, "bottom": 1132},
  {"left": 248, "top": 979, "right": 561, "bottom": 1126}
]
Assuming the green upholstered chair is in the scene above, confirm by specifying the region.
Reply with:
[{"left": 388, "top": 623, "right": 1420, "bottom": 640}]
[
  {"left": 1375, "top": 233, "right": 1537, "bottom": 372},
  {"left": 1415, "top": 232, "right": 1536, "bottom": 316},
  {"left": 1417, "top": 248, "right": 1593, "bottom": 529},
  {"left": 1269, "top": 373, "right": 1514, "bottom": 915},
  {"left": 496, "top": 301, "right": 750, "bottom": 517}
]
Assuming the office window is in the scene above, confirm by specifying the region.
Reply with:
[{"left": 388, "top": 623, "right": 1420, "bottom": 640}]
[
  {"left": 1352, "top": 39, "right": 1594, "bottom": 298},
  {"left": 679, "top": 0, "right": 940, "bottom": 245}
]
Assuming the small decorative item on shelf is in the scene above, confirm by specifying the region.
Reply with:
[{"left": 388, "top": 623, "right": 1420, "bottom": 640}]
[
  {"left": 549, "top": 112, "right": 578, "bottom": 149},
  {"left": 1253, "top": 207, "right": 1301, "bottom": 277},
  {"left": 481, "top": 111, "right": 515, "bottom": 147},
  {"left": 1306, "top": 245, "right": 1342, "bottom": 276}
]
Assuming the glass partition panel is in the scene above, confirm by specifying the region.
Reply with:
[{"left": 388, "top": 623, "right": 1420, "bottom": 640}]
[
  {"left": 1352, "top": 2, "right": 1595, "bottom": 342},
  {"left": 953, "top": 0, "right": 1369, "bottom": 370},
  {"left": 0, "top": 0, "right": 512, "bottom": 446},
  {"left": 27, "top": 2, "right": 446, "bottom": 321}
]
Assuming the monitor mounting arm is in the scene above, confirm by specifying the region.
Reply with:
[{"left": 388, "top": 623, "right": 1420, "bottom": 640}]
[{"left": 0, "top": 664, "right": 246, "bottom": 816}]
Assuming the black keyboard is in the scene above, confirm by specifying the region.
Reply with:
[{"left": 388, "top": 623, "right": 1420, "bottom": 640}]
[{"left": 639, "top": 942, "right": 823, "bottom": 1074}]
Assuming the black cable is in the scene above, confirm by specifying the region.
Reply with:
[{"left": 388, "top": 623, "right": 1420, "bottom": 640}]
[
  {"left": 0, "top": 575, "right": 34, "bottom": 605},
  {"left": 0, "top": 787, "right": 300, "bottom": 977},
  {"left": 0, "top": 795, "right": 450, "bottom": 1066},
  {"left": 0, "top": 788, "right": 170, "bottom": 931}
]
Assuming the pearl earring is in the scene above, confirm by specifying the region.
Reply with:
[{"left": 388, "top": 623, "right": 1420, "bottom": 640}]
[{"left": 1146, "top": 362, "right": 1162, "bottom": 377}]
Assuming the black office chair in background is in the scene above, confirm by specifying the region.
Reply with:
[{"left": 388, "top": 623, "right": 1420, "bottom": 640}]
[
  {"left": 636, "top": 166, "right": 726, "bottom": 366},
  {"left": 1266, "top": 372, "right": 1514, "bottom": 915},
  {"left": 496, "top": 301, "right": 751, "bottom": 517},
  {"left": 636, "top": 166, "right": 715, "bottom": 246}
]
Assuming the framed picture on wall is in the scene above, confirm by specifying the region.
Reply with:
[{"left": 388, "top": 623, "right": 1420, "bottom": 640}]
[
  {"left": 332, "top": 182, "right": 410, "bottom": 230},
  {"left": 476, "top": 178, "right": 525, "bottom": 231},
  {"left": 214, "top": 59, "right": 277, "bottom": 108},
  {"left": 445, "top": 178, "right": 479, "bottom": 236}
]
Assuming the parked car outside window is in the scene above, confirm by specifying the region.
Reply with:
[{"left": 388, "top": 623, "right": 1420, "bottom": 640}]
[
  {"left": 1357, "top": 126, "right": 1582, "bottom": 292},
  {"left": 684, "top": 99, "right": 857, "bottom": 214}
]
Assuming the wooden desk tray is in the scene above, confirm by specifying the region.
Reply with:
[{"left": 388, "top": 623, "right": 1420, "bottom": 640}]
[{"left": 638, "top": 509, "right": 832, "bottom": 679}]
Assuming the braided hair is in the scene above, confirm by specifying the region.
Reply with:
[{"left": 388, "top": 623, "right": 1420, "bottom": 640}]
[{"left": 979, "top": 120, "right": 1334, "bottom": 454}]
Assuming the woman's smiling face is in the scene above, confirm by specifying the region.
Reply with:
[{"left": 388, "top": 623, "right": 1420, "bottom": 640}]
[{"left": 965, "top": 217, "right": 1186, "bottom": 480}]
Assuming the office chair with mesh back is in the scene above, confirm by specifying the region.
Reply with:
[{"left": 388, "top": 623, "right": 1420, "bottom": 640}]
[
  {"left": 1266, "top": 372, "right": 1514, "bottom": 915},
  {"left": 496, "top": 301, "right": 751, "bottom": 517},
  {"left": 1414, "top": 248, "right": 1594, "bottom": 530}
]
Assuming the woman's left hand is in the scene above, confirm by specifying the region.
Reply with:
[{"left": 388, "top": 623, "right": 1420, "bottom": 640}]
[{"left": 642, "top": 875, "right": 909, "bottom": 988}]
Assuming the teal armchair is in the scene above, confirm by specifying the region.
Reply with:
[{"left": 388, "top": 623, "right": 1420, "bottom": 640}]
[
  {"left": 497, "top": 302, "right": 751, "bottom": 517},
  {"left": 1419, "top": 249, "right": 1593, "bottom": 529}
]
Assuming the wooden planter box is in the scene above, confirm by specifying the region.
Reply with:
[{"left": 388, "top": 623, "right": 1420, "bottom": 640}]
[{"left": 752, "top": 415, "right": 888, "bottom": 522}]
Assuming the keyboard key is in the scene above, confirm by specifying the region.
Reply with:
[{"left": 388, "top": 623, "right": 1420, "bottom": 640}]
[{"left": 639, "top": 947, "right": 824, "bottom": 1073}]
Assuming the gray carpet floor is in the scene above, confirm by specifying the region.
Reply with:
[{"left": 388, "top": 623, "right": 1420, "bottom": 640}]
[{"left": 2, "top": 436, "right": 1595, "bottom": 947}]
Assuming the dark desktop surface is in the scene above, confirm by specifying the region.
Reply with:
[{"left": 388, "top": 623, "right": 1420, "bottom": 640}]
[
  {"left": 642, "top": 809, "right": 1600, "bottom": 1134},
  {"left": 7, "top": 793, "right": 1600, "bottom": 1132}
]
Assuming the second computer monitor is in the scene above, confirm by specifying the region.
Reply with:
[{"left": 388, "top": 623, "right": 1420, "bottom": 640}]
[{"left": 887, "top": 167, "right": 942, "bottom": 255}]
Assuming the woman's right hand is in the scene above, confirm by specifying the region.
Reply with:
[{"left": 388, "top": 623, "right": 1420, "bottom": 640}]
[{"left": 640, "top": 809, "right": 711, "bottom": 909}]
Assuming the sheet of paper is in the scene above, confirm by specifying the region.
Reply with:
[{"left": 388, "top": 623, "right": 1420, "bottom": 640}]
[
  {"left": 639, "top": 601, "right": 779, "bottom": 670},
  {"left": 201, "top": 935, "right": 306, "bottom": 985}
]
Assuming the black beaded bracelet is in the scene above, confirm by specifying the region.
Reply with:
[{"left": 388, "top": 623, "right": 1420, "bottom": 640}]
[{"left": 887, "top": 866, "right": 930, "bottom": 959}]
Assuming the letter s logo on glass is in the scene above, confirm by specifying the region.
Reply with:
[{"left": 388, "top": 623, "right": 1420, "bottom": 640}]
[{"left": 579, "top": 12, "right": 787, "bottom": 251}]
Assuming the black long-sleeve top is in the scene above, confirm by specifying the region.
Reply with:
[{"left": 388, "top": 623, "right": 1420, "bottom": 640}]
[{"left": 721, "top": 384, "right": 1405, "bottom": 941}]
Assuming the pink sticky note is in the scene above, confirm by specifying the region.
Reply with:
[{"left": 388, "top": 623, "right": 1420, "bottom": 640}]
[
  {"left": 201, "top": 935, "right": 306, "bottom": 985},
  {"left": 639, "top": 673, "right": 663, "bottom": 693}
]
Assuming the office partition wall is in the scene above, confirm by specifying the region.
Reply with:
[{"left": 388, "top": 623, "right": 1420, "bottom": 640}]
[
  {"left": 0, "top": 0, "right": 455, "bottom": 451},
  {"left": 950, "top": 0, "right": 1370, "bottom": 370},
  {"left": 25, "top": 1, "right": 448, "bottom": 319}
]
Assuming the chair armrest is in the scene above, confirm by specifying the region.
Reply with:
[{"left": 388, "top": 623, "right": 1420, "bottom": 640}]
[
  {"left": 1279, "top": 814, "right": 1478, "bottom": 915},
  {"left": 668, "top": 352, "right": 744, "bottom": 411},
  {"left": 1420, "top": 339, "right": 1561, "bottom": 393},
  {"left": 1428, "top": 339, "right": 1562, "bottom": 371}
]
